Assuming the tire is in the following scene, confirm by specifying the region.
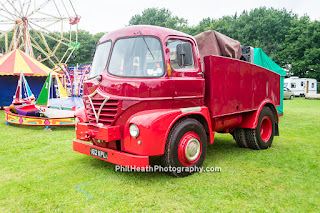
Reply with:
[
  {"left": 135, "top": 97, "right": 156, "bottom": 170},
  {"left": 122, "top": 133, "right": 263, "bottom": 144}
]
[
  {"left": 245, "top": 107, "right": 275, "bottom": 150},
  {"left": 160, "top": 118, "right": 207, "bottom": 177},
  {"left": 233, "top": 128, "right": 248, "bottom": 148},
  {"left": 290, "top": 95, "right": 294, "bottom": 100}
]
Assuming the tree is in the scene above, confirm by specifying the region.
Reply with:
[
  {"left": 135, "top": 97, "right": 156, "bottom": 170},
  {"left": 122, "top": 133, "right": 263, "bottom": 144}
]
[
  {"left": 66, "top": 30, "right": 96, "bottom": 65},
  {"left": 129, "top": 8, "right": 188, "bottom": 31},
  {"left": 280, "top": 18, "right": 320, "bottom": 80},
  {"left": 205, "top": 7, "right": 297, "bottom": 60},
  {"left": 128, "top": 7, "right": 320, "bottom": 81}
]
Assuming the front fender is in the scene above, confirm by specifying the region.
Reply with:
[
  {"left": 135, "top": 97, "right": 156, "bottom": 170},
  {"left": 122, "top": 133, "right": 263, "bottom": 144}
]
[
  {"left": 122, "top": 106, "right": 212, "bottom": 156},
  {"left": 75, "top": 107, "right": 88, "bottom": 123}
]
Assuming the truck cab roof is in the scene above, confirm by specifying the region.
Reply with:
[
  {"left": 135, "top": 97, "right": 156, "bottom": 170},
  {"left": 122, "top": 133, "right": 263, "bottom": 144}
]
[{"left": 98, "top": 25, "right": 195, "bottom": 44}]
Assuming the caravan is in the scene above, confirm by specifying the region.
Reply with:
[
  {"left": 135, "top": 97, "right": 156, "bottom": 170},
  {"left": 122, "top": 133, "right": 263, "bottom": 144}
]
[{"left": 284, "top": 77, "right": 317, "bottom": 96}]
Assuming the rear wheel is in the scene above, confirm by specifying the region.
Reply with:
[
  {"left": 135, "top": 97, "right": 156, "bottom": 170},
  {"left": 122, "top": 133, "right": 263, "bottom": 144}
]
[
  {"left": 290, "top": 95, "right": 294, "bottom": 100},
  {"left": 233, "top": 128, "right": 248, "bottom": 148},
  {"left": 161, "top": 118, "right": 207, "bottom": 177},
  {"left": 245, "top": 107, "right": 275, "bottom": 150}
]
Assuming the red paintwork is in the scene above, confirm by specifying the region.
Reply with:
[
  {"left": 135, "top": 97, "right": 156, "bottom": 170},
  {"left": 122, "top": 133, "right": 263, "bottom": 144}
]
[
  {"left": 73, "top": 139, "right": 149, "bottom": 167},
  {"left": 211, "top": 114, "right": 242, "bottom": 132},
  {"left": 73, "top": 25, "right": 280, "bottom": 167},
  {"left": 238, "top": 100, "right": 279, "bottom": 129},
  {"left": 204, "top": 55, "right": 280, "bottom": 118},
  {"left": 178, "top": 132, "right": 202, "bottom": 167},
  {"left": 75, "top": 107, "right": 88, "bottom": 123},
  {"left": 260, "top": 116, "right": 272, "bottom": 142},
  {"left": 122, "top": 106, "right": 213, "bottom": 156},
  {"left": 76, "top": 123, "right": 121, "bottom": 143}
]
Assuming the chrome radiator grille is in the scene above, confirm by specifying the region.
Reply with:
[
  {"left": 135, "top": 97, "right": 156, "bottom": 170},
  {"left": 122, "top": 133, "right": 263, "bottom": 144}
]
[{"left": 84, "top": 96, "right": 120, "bottom": 126}]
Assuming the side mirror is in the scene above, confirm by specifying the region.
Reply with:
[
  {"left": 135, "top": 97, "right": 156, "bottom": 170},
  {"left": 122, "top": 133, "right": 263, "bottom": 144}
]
[{"left": 177, "top": 43, "right": 193, "bottom": 67}]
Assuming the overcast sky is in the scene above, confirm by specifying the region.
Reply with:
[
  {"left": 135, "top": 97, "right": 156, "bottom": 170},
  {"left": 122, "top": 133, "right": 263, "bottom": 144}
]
[{"left": 74, "top": 0, "right": 320, "bottom": 34}]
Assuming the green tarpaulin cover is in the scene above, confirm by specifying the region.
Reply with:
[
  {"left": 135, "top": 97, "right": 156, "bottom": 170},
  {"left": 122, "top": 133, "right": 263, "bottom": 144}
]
[{"left": 253, "top": 48, "right": 286, "bottom": 115}]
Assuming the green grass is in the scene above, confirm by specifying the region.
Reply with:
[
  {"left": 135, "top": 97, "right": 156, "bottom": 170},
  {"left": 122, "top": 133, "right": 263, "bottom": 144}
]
[{"left": 0, "top": 98, "right": 319, "bottom": 212}]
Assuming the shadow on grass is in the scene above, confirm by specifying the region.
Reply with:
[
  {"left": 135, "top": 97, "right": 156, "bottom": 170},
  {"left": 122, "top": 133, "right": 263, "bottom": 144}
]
[
  {"left": 208, "top": 134, "right": 248, "bottom": 154},
  {"left": 75, "top": 133, "right": 247, "bottom": 178},
  {"left": 73, "top": 134, "right": 257, "bottom": 201}
]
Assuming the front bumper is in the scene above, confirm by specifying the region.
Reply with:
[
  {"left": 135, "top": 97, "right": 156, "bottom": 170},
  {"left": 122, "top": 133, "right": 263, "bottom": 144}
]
[
  {"left": 76, "top": 122, "right": 121, "bottom": 142},
  {"left": 73, "top": 139, "right": 149, "bottom": 167}
]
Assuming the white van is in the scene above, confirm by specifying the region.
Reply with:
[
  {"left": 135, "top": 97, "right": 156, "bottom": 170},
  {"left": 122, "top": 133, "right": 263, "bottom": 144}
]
[{"left": 284, "top": 77, "right": 317, "bottom": 96}]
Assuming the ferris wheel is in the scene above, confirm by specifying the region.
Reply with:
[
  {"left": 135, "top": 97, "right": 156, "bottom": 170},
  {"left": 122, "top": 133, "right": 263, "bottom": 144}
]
[{"left": 0, "top": 0, "right": 80, "bottom": 67}]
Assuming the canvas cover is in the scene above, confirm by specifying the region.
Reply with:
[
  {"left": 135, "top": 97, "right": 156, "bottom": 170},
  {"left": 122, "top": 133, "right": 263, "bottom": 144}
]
[
  {"left": 253, "top": 48, "right": 286, "bottom": 115},
  {"left": 195, "top": 30, "right": 242, "bottom": 62}
]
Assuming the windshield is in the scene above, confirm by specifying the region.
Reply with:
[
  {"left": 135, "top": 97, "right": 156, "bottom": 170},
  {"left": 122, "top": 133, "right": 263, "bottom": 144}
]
[
  {"left": 108, "top": 36, "right": 164, "bottom": 77},
  {"left": 89, "top": 41, "right": 112, "bottom": 78}
]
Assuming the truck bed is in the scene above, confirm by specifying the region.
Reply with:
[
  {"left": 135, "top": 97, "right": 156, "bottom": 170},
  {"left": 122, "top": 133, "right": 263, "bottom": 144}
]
[{"left": 204, "top": 55, "right": 280, "bottom": 118}]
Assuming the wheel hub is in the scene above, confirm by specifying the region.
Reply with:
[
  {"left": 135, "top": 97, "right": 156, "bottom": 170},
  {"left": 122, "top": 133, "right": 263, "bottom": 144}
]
[
  {"left": 178, "top": 132, "right": 202, "bottom": 166},
  {"left": 185, "top": 138, "right": 201, "bottom": 161},
  {"left": 260, "top": 116, "right": 272, "bottom": 142}
]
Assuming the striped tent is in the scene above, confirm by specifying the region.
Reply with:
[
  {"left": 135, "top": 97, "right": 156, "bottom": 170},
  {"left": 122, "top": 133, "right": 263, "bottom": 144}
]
[
  {"left": 0, "top": 49, "right": 51, "bottom": 76},
  {"left": 0, "top": 49, "right": 51, "bottom": 106}
]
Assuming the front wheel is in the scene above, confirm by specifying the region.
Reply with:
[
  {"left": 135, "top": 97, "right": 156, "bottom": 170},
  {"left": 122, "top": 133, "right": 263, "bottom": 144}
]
[
  {"left": 290, "top": 95, "right": 294, "bottom": 100},
  {"left": 245, "top": 107, "right": 275, "bottom": 150},
  {"left": 161, "top": 118, "right": 207, "bottom": 177}
]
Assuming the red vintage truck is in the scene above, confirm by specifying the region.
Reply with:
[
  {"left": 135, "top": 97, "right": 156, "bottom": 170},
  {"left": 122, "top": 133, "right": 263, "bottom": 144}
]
[{"left": 73, "top": 25, "right": 280, "bottom": 177}]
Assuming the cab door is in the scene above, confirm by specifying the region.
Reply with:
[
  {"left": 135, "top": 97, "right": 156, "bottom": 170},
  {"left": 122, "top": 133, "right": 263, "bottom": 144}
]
[{"left": 165, "top": 36, "right": 205, "bottom": 109}]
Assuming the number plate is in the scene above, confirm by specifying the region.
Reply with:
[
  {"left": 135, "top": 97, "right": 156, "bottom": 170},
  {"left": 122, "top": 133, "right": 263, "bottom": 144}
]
[{"left": 90, "top": 148, "right": 108, "bottom": 159}]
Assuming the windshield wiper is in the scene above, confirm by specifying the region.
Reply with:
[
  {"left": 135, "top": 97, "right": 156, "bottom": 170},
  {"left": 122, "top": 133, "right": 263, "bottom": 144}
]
[{"left": 139, "top": 30, "right": 155, "bottom": 60}]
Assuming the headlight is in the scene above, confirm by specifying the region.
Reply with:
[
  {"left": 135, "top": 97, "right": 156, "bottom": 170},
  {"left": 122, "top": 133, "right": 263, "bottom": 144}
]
[
  {"left": 75, "top": 117, "right": 80, "bottom": 125},
  {"left": 75, "top": 117, "right": 80, "bottom": 130},
  {"left": 129, "top": 124, "right": 139, "bottom": 138}
]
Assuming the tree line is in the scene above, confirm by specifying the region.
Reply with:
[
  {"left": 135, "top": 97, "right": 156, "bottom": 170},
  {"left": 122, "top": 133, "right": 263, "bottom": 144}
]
[
  {"left": 129, "top": 7, "right": 320, "bottom": 81},
  {"left": 1, "top": 7, "right": 319, "bottom": 82}
]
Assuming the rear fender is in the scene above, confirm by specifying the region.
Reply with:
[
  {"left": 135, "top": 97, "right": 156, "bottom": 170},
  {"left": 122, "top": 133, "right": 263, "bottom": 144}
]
[
  {"left": 238, "top": 100, "right": 279, "bottom": 129},
  {"left": 122, "top": 106, "right": 212, "bottom": 156}
]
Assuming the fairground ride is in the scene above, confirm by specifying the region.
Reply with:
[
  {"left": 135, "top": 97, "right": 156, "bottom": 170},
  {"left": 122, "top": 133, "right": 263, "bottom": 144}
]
[{"left": 0, "top": 0, "right": 80, "bottom": 67}]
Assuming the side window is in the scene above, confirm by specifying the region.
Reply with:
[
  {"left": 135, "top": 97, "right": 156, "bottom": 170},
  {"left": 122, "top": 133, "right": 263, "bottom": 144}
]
[
  {"left": 311, "top": 83, "right": 314, "bottom": 88},
  {"left": 291, "top": 83, "right": 296, "bottom": 88},
  {"left": 167, "top": 39, "right": 195, "bottom": 70},
  {"left": 90, "top": 41, "right": 112, "bottom": 78}
]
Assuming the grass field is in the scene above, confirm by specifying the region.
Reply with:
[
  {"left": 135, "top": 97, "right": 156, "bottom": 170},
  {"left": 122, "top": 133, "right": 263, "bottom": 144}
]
[{"left": 0, "top": 98, "right": 319, "bottom": 212}]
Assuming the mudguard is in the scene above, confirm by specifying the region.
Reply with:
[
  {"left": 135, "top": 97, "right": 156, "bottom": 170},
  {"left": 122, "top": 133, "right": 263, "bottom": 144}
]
[
  {"left": 75, "top": 107, "right": 88, "bottom": 123},
  {"left": 238, "top": 100, "right": 279, "bottom": 129},
  {"left": 122, "top": 106, "right": 213, "bottom": 156}
]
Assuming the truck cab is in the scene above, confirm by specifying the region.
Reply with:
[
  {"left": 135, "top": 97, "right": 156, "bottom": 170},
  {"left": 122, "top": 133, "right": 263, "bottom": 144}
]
[{"left": 74, "top": 25, "right": 280, "bottom": 177}]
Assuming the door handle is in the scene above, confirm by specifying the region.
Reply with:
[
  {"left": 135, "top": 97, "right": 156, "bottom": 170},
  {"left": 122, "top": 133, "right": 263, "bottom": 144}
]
[{"left": 197, "top": 72, "right": 204, "bottom": 78}]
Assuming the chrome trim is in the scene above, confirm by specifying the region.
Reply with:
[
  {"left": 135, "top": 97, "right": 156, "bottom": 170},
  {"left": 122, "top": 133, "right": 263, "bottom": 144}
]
[
  {"left": 88, "top": 88, "right": 110, "bottom": 123},
  {"left": 180, "top": 106, "right": 201, "bottom": 113}
]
